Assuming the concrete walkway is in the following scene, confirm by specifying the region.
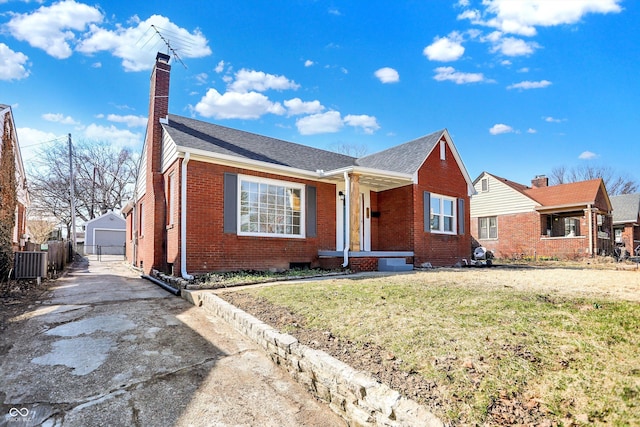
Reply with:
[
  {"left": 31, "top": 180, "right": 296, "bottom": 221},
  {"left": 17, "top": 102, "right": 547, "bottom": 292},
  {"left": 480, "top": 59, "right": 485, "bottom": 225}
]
[{"left": 0, "top": 258, "right": 345, "bottom": 427}]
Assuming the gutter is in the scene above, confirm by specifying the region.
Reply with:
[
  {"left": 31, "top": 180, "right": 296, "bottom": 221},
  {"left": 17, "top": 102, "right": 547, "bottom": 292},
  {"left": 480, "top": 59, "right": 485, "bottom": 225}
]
[
  {"left": 180, "top": 153, "right": 194, "bottom": 280},
  {"left": 342, "top": 171, "right": 350, "bottom": 268}
]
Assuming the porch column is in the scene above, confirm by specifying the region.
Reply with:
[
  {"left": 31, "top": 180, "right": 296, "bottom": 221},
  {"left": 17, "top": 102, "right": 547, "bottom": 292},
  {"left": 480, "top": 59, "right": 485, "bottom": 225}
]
[{"left": 349, "top": 173, "right": 361, "bottom": 251}]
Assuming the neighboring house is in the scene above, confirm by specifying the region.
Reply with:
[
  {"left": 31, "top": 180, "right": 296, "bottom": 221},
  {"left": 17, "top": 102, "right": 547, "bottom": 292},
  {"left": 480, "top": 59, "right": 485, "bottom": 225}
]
[
  {"left": 84, "top": 212, "right": 126, "bottom": 255},
  {"left": 610, "top": 193, "right": 640, "bottom": 253},
  {"left": 470, "top": 172, "right": 613, "bottom": 259},
  {"left": 123, "top": 53, "right": 475, "bottom": 276},
  {"left": 0, "top": 104, "right": 30, "bottom": 250}
]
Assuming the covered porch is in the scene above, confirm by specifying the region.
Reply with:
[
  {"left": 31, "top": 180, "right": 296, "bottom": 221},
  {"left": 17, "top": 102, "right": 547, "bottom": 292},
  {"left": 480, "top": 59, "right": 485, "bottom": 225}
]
[{"left": 317, "top": 167, "right": 416, "bottom": 271}]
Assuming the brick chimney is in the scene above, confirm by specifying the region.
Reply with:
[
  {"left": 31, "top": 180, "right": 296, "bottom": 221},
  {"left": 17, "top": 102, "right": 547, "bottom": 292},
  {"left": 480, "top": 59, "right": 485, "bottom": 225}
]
[
  {"left": 141, "top": 52, "right": 171, "bottom": 274},
  {"left": 531, "top": 175, "right": 549, "bottom": 188}
]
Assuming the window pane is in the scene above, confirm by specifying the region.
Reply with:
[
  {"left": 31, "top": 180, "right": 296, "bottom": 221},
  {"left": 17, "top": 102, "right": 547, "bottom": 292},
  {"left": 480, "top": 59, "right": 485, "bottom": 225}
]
[
  {"left": 444, "top": 216, "right": 453, "bottom": 232},
  {"left": 443, "top": 200, "right": 454, "bottom": 216},
  {"left": 430, "top": 215, "right": 440, "bottom": 231},
  {"left": 479, "top": 218, "right": 487, "bottom": 239},
  {"left": 430, "top": 196, "right": 441, "bottom": 214}
]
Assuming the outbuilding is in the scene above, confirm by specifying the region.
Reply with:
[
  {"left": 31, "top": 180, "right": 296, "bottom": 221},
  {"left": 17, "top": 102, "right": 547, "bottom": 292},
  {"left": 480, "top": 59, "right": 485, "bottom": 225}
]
[{"left": 85, "top": 212, "right": 126, "bottom": 255}]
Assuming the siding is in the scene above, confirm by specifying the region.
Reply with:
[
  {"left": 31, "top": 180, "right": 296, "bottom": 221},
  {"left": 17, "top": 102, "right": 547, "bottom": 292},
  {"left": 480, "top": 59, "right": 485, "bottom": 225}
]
[
  {"left": 136, "top": 149, "right": 147, "bottom": 198},
  {"left": 161, "top": 132, "right": 179, "bottom": 173},
  {"left": 470, "top": 174, "right": 537, "bottom": 217}
]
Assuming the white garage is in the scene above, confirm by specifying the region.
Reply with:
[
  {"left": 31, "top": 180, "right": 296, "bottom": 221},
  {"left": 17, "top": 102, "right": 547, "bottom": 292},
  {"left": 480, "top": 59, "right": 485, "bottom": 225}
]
[{"left": 84, "top": 212, "right": 126, "bottom": 255}]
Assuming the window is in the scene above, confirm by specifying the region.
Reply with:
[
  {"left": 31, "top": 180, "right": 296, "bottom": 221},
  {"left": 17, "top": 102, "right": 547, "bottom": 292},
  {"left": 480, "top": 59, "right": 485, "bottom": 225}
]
[
  {"left": 139, "top": 202, "right": 144, "bottom": 236},
  {"left": 564, "top": 217, "right": 580, "bottom": 236},
  {"left": 478, "top": 216, "right": 497, "bottom": 239},
  {"left": 481, "top": 178, "right": 489, "bottom": 192},
  {"left": 440, "top": 140, "right": 446, "bottom": 160},
  {"left": 238, "top": 176, "right": 305, "bottom": 238},
  {"left": 430, "top": 194, "right": 456, "bottom": 234},
  {"left": 167, "top": 173, "right": 175, "bottom": 226}
]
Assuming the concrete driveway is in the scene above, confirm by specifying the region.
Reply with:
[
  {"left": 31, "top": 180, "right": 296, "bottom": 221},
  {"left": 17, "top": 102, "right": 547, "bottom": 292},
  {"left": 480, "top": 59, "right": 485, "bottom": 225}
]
[{"left": 0, "top": 257, "right": 345, "bottom": 427}]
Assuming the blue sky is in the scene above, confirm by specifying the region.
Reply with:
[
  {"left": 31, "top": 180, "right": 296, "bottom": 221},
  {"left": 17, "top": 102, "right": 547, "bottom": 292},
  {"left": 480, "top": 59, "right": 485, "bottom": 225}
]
[{"left": 1, "top": 0, "right": 638, "bottom": 186}]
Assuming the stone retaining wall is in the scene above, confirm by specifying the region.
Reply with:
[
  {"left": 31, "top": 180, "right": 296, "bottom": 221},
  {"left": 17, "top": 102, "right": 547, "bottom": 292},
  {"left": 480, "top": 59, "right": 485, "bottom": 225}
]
[{"left": 195, "top": 292, "right": 443, "bottom": 427}]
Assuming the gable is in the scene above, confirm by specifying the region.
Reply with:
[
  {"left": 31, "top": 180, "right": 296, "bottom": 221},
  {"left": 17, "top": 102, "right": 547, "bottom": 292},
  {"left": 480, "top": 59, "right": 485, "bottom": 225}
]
[
  {"left": 470, "top": 172, "right": 539, "bottom": 217},
  {"left": 86, "top": 212, "right": 126, "bottom": 231}
]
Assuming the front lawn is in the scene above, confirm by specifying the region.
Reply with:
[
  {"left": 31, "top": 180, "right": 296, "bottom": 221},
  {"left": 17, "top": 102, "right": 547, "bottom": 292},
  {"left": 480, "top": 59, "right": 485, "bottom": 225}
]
[{"left": 220, "top": 268, "right": 640, "bottom": 426}]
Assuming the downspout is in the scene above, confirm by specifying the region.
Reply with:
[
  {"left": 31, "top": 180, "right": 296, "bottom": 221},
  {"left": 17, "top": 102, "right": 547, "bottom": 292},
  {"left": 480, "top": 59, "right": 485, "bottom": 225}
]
[
  {"left": 342, "top": 171, "right": 351, "bottom": 267},
  {"left": 587, "top": 203, "right": 593, "bottom": 258},
  {"left": 180, "top": 153, "right": 194, "bottom": 280}
]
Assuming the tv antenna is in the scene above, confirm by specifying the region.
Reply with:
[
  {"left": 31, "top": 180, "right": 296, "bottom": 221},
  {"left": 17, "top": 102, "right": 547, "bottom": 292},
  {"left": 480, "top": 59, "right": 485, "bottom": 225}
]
[{"left": 138, "top": 25, "right": 188, "bottom": 69}]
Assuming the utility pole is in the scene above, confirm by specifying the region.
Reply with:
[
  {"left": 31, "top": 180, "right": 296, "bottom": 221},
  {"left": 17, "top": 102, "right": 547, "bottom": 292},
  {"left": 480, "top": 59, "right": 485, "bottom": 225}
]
[{"left": 68, "top": 133, "right": 77, "bottom": 254}]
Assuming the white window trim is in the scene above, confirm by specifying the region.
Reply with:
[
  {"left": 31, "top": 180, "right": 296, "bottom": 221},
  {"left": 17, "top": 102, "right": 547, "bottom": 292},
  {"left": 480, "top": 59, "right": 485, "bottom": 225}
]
[
  {"left": 430, "top": 193, "right": 457, "bottom": 235},
  {"left": 237, "top": 174, "right": 306, "bottom": 239},
  {"left": 168, "top": 173, "right": 175, "bottom": 226},
  {"left": 481, "top": 178, "right": 489, "bottom": 192},
  {"left": 479, "top": 216, "right": 498, "bottom": 240}
]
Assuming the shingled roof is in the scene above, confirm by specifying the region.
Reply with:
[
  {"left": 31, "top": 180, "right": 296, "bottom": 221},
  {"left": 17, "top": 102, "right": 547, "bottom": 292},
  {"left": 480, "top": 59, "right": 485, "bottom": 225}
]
[
  {"left": 525, "top": 179, "right": 605, "bottom": 208},
  {"left": 163, "top": 114, "right": 357, "bottom": 172},
  {"left": 611, "top": 193, "right": 640, "bottom": 224},
  {"left": 356, "top": 129, "right": 444, "bottom": 174}
]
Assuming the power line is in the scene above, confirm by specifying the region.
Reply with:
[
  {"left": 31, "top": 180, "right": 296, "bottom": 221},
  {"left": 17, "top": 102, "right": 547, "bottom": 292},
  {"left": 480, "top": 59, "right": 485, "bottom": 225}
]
[{"left": 20, "top": 135, "right": 68, "bottom": 149}]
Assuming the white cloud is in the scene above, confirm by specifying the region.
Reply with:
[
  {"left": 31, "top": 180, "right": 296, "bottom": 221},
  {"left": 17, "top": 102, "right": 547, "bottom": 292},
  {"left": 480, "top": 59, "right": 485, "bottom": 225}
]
[
  {"left": 0, "top": 43, "right": 30, "bottom": 80},
  {"left": 284, "top": 98, "right": 325, "bottom": 116},
  {"left": 328, "top": 8, "right": 341, "bottom": 16},
  {"left": 215, "top": 60, "right": 225, "bottom": 73},
  {"left": 304, "top": 59, "right": 315, "bottom": 67},
  {"left": 433, "top": 66, "right": 488, "bottom": 84},
  {"left": 461, "top": 0, "right": 622, "bottom": 36},
  {"left": 106, "top": 114, "right": 147, "bottom": 128},
  {"left": 527, "top": 128, "right": 537, "bottom": 134},
  {"left": 296, "top": 111, "right": 344, "bottom": 135},
  {"left": 16, "top": 127, "right": 60, "bottom": 164},
  {"left": 6, "top": 0, "right": 103, "bottom": 59},
  {"left": 83, "top": 123, "right": 142, "bottom": 148},
  {"left": 228, "top": 69, "right": 300, "bottom": 93},
  {"left": 490, "top": 36, "right": 540, "bottom": 56},
  {"left": 544, "top": 116, "right": 566, "bottom": 123},
  {"left": 77, "top": 15, "right": 211, "bottom": 71},
  {"left": 194, "top": 88, "right": 285, "bottom": 119},
  {"left": 489, "top": 123, "right": 515, "bottom": 135},
  {"left": 344, "top": 114, "right": 380, "bottom": 134},
  {"left": 42, "top": 113, "right": 79, "bottom": 125},
  {"left": 579, "top": 151, "right": 598, "bottom": 160},
  {"left": 423, "top": 32, "right": 465, "bottom": 62},
  {"left": 194, "top": 73, "right": 208, "bottom": 85},
  {"left": 374, "top": 67, "right": 400, "bottom": 83},
  {"left": 507, "top": 80, "right": 552, "bottom": 90}
]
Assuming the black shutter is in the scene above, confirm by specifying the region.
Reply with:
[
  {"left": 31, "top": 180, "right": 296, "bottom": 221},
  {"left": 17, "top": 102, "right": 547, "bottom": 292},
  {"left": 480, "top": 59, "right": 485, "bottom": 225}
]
[
  {"left": 223, "top": 173, "right": 237, "bottom": 233},
  {"left": 458, "top": 198, "right": 465, "bottom": 235},
  {"left": 424, "top": 191, "right": 431, "bottom": 232},
  {"left": 306, "top": 186, "right": 317, "bottom": 237}
]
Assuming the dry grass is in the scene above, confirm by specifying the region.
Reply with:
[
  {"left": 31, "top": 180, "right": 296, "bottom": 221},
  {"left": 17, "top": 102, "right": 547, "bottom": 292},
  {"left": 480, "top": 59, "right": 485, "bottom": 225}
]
[{"left": 241, "top": 267, "right": 640, "bottom": 425}]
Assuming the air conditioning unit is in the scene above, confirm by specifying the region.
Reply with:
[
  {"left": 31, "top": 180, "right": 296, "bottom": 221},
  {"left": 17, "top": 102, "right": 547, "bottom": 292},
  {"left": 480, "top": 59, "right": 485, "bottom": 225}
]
[{"left": 597, "top": 215, "right": 604, "bottom": 226}]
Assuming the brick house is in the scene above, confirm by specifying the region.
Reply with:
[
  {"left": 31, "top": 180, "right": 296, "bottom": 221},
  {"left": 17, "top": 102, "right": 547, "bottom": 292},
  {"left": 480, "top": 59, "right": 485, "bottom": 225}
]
[
  {"left": 470, "top": 172, "right": 613, "bottom": 259},
  {"left": 610, "top": 193, "right": 640, "bottom": 254},
  {"left": 123, "top": 53, "right": 475, "bottom": 277},
  {"left": 0, "top": 104, "right": 30, "bottom": 250}
]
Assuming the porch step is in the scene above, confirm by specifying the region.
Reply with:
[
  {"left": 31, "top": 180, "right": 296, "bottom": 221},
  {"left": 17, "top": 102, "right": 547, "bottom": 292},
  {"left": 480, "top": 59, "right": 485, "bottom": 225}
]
[{"left": 378, "top": 258, "right": 413, "bottom": 272}]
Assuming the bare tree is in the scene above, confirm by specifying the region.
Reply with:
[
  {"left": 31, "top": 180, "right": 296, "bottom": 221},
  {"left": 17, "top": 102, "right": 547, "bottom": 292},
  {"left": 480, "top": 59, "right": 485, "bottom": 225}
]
[
  {"left": 549, "top": 164, "right": 638, "bottom": 195},
  {"left": 28, "top": 140, "right": 138, "bottom": 237},
  {"left": 328, "top": 141, "right": 369, "bottom": 158},
  {"left": 26, "top": 219, "right": 57, "bottom": 244}
]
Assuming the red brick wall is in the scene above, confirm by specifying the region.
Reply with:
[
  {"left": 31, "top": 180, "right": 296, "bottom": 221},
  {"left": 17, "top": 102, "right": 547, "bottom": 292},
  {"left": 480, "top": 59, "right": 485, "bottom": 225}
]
[
  {"left": 471, "top": 211, "right": 593, "bottom": 260},
  {"left": 412, "top": 139, "right": 471, "bottom": 266},
  {"left": 169, "top": 161, "right": 336, "bottom": 274},
  {"left": 376, "top": 185, "right": 413, "bottom": 251}
]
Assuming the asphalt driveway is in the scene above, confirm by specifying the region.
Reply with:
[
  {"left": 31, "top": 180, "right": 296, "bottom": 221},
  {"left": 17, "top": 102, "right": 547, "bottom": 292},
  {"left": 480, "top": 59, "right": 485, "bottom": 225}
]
[{"left": 0, "top": 257, "right": 344, "bottom": 427}]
